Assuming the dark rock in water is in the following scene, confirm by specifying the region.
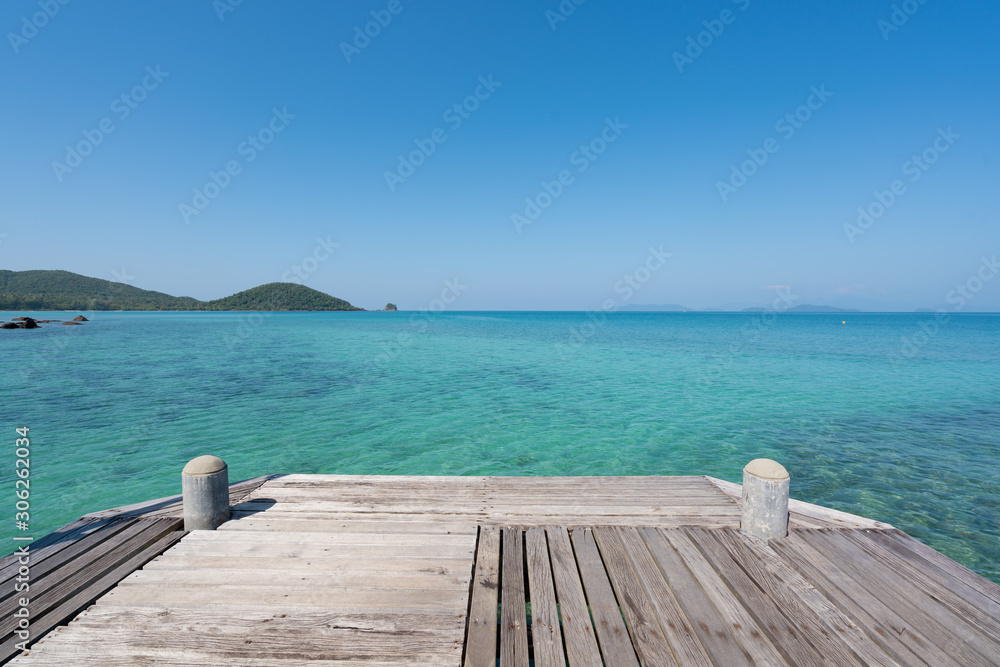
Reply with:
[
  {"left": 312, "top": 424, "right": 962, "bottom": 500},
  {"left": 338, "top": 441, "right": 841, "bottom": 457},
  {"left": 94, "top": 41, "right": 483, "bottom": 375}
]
[
  {"left": 73, "top": 315, "right": 89, "bottom": 322},
  {"left": 1, "top": 322, "right": 19, "bottom": 329},
  {"left": 20, "top": 318, "right": 39, "bottom": 329},
  {"left": 11, "top": 317, "right": 28, "bottom": 321},
  {"left": 62, "top": 321, "right": 83, "bottom": 325}
]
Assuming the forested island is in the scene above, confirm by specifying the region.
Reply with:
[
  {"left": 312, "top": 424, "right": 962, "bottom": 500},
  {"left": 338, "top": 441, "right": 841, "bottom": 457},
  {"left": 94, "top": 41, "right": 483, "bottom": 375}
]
[{"left": 0, "top": 270, "right": 366, "bottom": 311}]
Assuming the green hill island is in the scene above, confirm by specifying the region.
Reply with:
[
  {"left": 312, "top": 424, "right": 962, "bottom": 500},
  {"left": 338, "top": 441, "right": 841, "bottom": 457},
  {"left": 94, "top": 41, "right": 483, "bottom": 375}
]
[{"left": 0, "top": 270, "right": 366, "bottom": 312}]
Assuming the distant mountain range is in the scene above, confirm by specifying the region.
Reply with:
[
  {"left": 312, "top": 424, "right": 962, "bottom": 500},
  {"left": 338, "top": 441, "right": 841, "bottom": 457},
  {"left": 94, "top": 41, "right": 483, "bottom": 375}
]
[
  {"left": 622, "top": 303, "right": 860, "bottom": 313},
  {"left": 0, "top": 270, "right": 363, "bottom": 311}
]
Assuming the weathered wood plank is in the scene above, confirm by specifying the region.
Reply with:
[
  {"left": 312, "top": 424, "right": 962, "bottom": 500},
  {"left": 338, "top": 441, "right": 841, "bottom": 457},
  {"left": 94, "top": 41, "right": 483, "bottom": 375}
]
[
  {"left": 571, "top": 528, "right": 640, "bottom": 666},
  {"left": 118, "top": 568, "right": 469, "bottom": 591},
  {"left": 0, "top": 519, "right": 114, "bottom": 583},
  {"left": 803, "top": 529, "right": 1000, "bottom": 665},
  {"left": 222, "top": 517, "right": 478, "bottom": 535},
  {"left": 70, "top": 604, "right": 465, "bottom": 634},
  {"left": 591, "top": 527, "right": 677, "bottom": 667},
  {"left": 888, "top": 531, "right": 1000, "bottom": 607},
  {"left": 686, "top": 528, "right": 832, "bottom": 666},
  {"left": 97, "top": 584, "right": 467, "bottom": 610},
  {"left": 636, "top": 527, "right": 748, "bottom": 666},
  {"left": 0, "top": 529, "right": 184, "bottom": 664},
  {"left": 771, "top": 531, "right": 952, "bottom": 667},
  {"left": 500, "top": 527, "right": 528, "bottom": 667},
  {"left": 524, "top": 527, "right": 564, "bottom": 667},
  {"left": 658, "top": 528, "right": 790, "bottom": 666},
  {"left": 0, "top": 519, "right": 181, "bottom": 638},
  {"left": 20, "top": 623, "right": 464, "bottom": 661},
  {"left": 844, "top": 530, "right": 1000, "bottom": 643},
  {"left": 464, "top": 526, "right": 499, "bottom": 667},
  {"left": 546, "top": 527, "right": 603, "bottom": 667},
  {"left": 144, "top": 555, "right": 471, "bottom": 575},
  {"left": 712, "top": 529, "right": 896, "bottom": 667},
  {"left": 613, "top": 527, "right": 716, "bottom": 666}
]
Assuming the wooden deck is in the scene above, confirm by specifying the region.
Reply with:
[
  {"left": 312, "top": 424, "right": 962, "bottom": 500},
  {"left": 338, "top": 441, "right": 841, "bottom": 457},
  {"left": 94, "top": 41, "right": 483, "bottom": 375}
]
[{"left": 6, "top": 475, "right": 1000, "bottom": 665}]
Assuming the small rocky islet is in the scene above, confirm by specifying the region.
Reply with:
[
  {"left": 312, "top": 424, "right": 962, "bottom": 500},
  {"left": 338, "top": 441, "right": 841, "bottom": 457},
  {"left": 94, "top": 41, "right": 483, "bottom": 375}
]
[{"left": 0, "top": 315, "right": 88, "bottom": 329}]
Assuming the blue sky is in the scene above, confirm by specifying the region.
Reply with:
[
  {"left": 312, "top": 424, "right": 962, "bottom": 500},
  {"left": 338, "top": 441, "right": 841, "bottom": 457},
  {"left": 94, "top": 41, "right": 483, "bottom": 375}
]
[{"left": 1, "top": 0, "right": 998, "bottom": 310}]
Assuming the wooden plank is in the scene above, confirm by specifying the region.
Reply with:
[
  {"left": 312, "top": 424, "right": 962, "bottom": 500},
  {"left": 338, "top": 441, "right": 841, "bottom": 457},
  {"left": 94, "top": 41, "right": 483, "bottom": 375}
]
[
  {"left": 771, "top": 531, "right": 953, "bottom": 667},
  {"left": 182, "top": 530, "right": 473, "bottom": 546},
  {"left": 803, "top": 529, "right": 1000, "bottom": 665},
  {"left": 712, "top": 529, "right": 896, "bottom": 667},
  {"left": 524, "top": 527, "right": 564, "bottom": 667},
  {"left": 889, "top": 531, "right": 1000, "bottom": 607},
  {"left": 658, "top": 529, "right": 790, "bottom": 666},
  {"left": 70, "top": 604, "right": 466, "bottom": 634},
  {"left": 118, "top": 568, "right": 469, "bottom": 591},
  {"left": 591, "top": 527, "right": 677, "bottom": 667},
  {"left": 685, "top": 528, "right": 832, "bottom": 666},
  {"left": 0, "top": 519, "right": 113, "bottom": 582},
  {"left": 613, "top": 527, "right": 718, "bottom": 666},
  {"left": 222, "top": 518, "right": 478, "bottom": 535},
  {"left": 570, "top": 528, "right": 640, "bottom": 666},
  {"left": 19, "top": 623, "right": 463, "bottom": 662},
  {"left": 0, "top": 519, "right": 138, "bottom": 604},
  {"left": 98, "top": 584, "right": 467, "bottom": 610},
  {"left": 164, "top": 539, "right": 474, "bottom": 560},
  {"left": 546, "top": 527, "right": 602, "bottom": 667},
  {"left": 0, "top": 530, "right": 184, "bottom": 663},
  {"left": 842, "top": 530, "right": 1000, "bottom": 646},
  {"left": 464, "top": 527, "right": 499, "bottom": 667},
  {"left": 500, "top": 527, "right": 528, "bottom": 667},
  {"left": 0, "top": 519, "right": 181, "bottom": 632},
  {"left": 144, "top": 555, "right": 471, "bottom": 574},
  {"left": 637, "top": 527, "right": 751, "bottom": 666}
]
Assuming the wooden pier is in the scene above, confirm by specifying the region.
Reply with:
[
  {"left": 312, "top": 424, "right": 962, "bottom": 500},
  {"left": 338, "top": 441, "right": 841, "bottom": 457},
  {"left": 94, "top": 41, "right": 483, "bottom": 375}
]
[{"left": 3, "top": 474, "right": 1000, "bottom": 665}]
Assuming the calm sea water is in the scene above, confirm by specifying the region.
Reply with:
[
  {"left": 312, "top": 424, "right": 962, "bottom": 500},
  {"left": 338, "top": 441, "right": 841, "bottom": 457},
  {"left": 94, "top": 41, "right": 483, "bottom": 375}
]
[{"left": 2, "top": 311, "right": 998, "bottom": 582}]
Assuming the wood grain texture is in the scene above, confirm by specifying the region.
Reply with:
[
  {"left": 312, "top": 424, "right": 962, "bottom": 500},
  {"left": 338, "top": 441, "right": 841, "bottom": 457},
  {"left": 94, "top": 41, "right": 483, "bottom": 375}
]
[
  {"left": 546, "top": 527, "right": 603, "bottom": 667},
  {"left": 571, "top": 528, "right": 640, "bottom": 666},
  {"left": 464, "top": 526, "right": 499, "bottom": 667},
  {"left": 524, "top": 527, "right": 564, "bottom": 667},
  {"left": 500, "top": 527, "right": 528, "bottom": 667}
]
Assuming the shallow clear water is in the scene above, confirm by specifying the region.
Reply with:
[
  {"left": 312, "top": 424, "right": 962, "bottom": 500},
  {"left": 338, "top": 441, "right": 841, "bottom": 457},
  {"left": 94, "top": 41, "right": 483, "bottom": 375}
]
[{"left": 2, "top": 311, "right": 998, "bottom": 582}]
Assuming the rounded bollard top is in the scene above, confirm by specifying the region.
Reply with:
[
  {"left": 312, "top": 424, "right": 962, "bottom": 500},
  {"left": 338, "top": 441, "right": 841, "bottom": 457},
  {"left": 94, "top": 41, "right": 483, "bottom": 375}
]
[
  {"left": 744, "top": 458, "right": 789, "bottom": 481},
  {"left": 183, "top": 455, "right": 227, "bottom": 476}
]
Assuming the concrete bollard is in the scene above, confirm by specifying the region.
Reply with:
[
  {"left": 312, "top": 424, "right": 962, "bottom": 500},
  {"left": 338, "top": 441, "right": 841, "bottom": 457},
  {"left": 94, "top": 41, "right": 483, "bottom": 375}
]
[
  {"left": 740, "top": 458, "right": 789, "bottom": 540},
  {"left": 182, "top": 455, "right": 230, "bottom": 531}
]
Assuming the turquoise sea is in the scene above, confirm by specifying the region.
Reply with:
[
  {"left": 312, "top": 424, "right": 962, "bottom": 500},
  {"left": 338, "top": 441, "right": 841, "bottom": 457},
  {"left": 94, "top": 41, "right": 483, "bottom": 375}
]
[{"left": 2, "top": 311, "right": 998, "bottom": 582}]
